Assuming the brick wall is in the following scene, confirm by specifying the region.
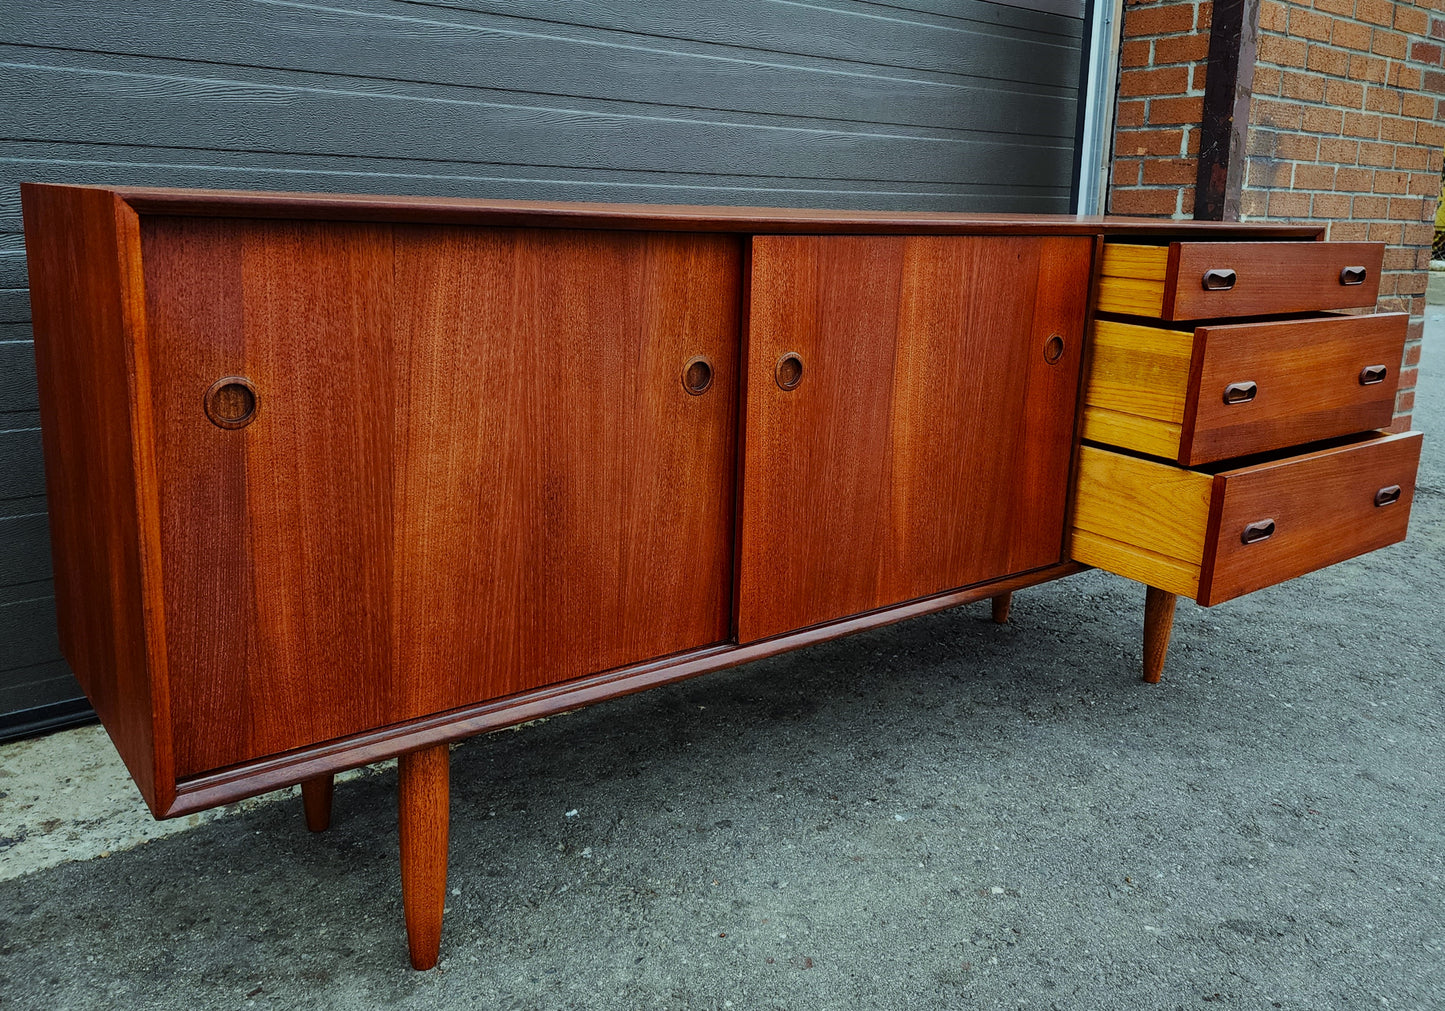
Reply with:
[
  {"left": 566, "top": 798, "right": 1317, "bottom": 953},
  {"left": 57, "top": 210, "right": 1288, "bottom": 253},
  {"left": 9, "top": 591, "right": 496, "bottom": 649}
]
[
  {"left": 1111, "top": 0, "right": 1213, "bottom": 216},
  {"left": 1107, "top": 0, "right": 1445, "bottom": 429}
]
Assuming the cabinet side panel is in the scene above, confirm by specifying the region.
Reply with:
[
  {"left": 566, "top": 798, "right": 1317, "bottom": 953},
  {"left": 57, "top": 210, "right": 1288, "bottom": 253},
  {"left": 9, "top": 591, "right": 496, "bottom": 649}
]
[{"left": 20, "top": 185, "right": 162, "bottom": 809}]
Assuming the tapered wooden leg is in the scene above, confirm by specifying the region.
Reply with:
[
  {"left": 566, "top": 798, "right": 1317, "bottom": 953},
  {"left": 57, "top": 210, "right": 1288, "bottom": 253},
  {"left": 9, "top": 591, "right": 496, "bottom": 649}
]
[
  {"left": 1142, "top": 586, "right": 1177, "bottom": 684},
  {"left": 991, "top": 592, "right": 1012, "bottom": 624},
  {"left": 301, "top": 775, "right": 334, "bottom": 833},
  {"left": 399, "top": 743, "right": 450, "bottom": 970}
]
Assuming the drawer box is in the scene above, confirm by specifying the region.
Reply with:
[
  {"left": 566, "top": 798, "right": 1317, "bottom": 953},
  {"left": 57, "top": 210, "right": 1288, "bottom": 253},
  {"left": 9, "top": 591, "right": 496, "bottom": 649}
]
[
  {"left": 1096, "top": 241, "right": 1383, "bottom": 320},
  {"left": 1082, "top": 312, "right": 1408, "bottom": 465},
  {"left": 1070, "top": 431, "right": 1422, "bottom": 605}
]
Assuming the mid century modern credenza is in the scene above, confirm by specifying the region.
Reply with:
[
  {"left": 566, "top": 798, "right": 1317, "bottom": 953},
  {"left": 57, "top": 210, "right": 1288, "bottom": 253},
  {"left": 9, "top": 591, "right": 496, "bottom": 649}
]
[{"left": 20, "top": 184, "right": 1422, "bottom": 969}]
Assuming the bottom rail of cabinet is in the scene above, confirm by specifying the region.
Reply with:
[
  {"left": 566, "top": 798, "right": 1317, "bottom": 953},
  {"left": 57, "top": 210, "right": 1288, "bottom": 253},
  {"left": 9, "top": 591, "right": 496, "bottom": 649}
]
[{"left": 164, "top": 561, "right": 1085, "bottom": 819}]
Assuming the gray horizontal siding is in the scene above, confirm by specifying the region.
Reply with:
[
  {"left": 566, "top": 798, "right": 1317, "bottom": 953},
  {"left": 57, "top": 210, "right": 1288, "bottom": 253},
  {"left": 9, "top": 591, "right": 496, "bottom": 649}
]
[{"left": 0, "top": 0, "right": 1085, "bottom": 732}]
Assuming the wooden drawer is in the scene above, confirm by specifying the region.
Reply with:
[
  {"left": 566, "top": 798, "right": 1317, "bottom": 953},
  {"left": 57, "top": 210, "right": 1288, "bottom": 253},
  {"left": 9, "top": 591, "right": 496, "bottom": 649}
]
[
  {"left": 1097, "top": 241, "right": 1383, "bottom": 319},
  {"left": 1082, "top": 312, "right": 1408, "bottom": 465},
  {"left": 1070, "top": 431, "right": 1422, "bottom": 605}
]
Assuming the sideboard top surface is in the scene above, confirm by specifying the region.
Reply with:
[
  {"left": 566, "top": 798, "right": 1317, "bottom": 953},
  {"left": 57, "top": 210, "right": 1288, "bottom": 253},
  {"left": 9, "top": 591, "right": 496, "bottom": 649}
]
[{"left": 21, "top": 183, "right": 1324, "bottom": 239}]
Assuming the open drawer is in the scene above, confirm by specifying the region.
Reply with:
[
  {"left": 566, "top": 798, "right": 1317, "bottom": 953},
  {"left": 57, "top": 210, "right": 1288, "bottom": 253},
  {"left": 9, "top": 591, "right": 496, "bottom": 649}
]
[
  {"left": 1082, "top": 312, "right": 1408, "bottom": 465},
  {"left": 1070, "top": 431, "right": 1423, "bottom": 605},
  {"left": 1096, "top": 240, "right": 1383, "bottom": 319}
]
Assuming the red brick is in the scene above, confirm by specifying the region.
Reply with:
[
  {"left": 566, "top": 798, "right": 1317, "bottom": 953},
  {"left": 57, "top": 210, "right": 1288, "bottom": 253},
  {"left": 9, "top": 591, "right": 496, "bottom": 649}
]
[
  {"left": 1397, "top": 368, "right": 1419, "bottom": 391},
  {"left": 1113, "top": 158, "right": 1144, "bottom": 185},
  {"left": 1364, "top": 85, "right": 1402, "bottom": 114},
  {"left": 1326, "top": 220, "right": 1372, "bottom": 241},
  {"left": 1120, "top": 39, "right": 1152, "bottom": 68},
  {"left": 1343, "top": 111, "right": 1383, "bottom": 137},
  {"left": 1331, "top": 19, "right": 1373, "bottom": 49},
  {"left": 1391, "top": 65, "right": 1423, "bottom": 91},
  {"left": 1185, "top": 126, "right": 1200, "bottom": 154},
  {"left": 1123, "top": 3, "right": 1196, "bottom": 36},
  {"left": 1259, "top": 35, "right": 1310, "bottom": 67},
  {"left": 1395, "top": 390, "right": 1415, "bottom": 414},
  {"left": 1248, "top": 158, "right": 1294, "bottom": 187},
  {"left": 1257, "top": 97, "right": 1307, "bottom": 129},
  {"left": 1269, "top": 190, "right": 1313, "bottom": 217},
  {"left": 1325, "top": 79, "right": 1367, "bottom": 108},
  {"left": 1142, "top": 158, "right": 1198, "bottom": 184},
  {"left": 1376, "top": 273, "right": 1399, "bottom": 295},
  {"left": 1381, "top": 116, "right": 1418, "bottom": 141},
  {"left": 1404, "top": 222, "right": 1436, "bottom": 245},
  {"left": 1357, "top": 140, "right": 1395, "bottom": 165},
  {"left": 1196, "top": 2, "right": 1212, "bottom": 31},
  {"left": 1259, "top": 0, "right": 1291, "bottom": 30},
  {"left": 1356, "top": 0, "right": 1394, "bottom": 25},
  {"left": 1282, "top": 70, "right": 1327, "bottom": 100},
  {"left": 1191, "top": 64, "right": 1208, "bottom": 90},
  {"left": 1425, "top": 69, "right": 1445, "bottom": 93},
  {"left": 1116, "top": 128, "right": 1187, "bottom": 156},
  {"left": 1404, "top": 343, "right": 1422, "bottom": 367},
  {"left": 1396, "top": 7, "right": 1431, "bottom": 36},
  {"left": 1314, "top": 0, "right": 1355, "bottom": 14},
  {"left": 1253, "top": 65, "right": 1283, "bottom": 95},
  {"left": 1304, "top": 106, "right": 1346, "bottom": 132},
  {"left": 1313, "top": 192, "right": 1354, "bottom": 217},
  {"left": 1120, "top": 66, "right": 1190, "bottom": 96},
  {"left": 1109, "top": 188, "right": 1180, "bottom": 216},
  {"left": 1429, "top": 149, "right": 1444, "bottom": 173},
  {"left": 1347, "top": 52, "right": 1390, "bottom": 82},
  {"left": 1410, "top": 171, "right": 1440, "bottom": 195},
  {"left": 1295, "top": 163, "right": 1337, "bottom": 188},
  {"left": 1384, "top": 246, "right": 1418, "bottom": 269},
  {"left": 1433, "top": 15, "right": 1445, "bottom": 38},
  {"left": 1149, "top": 95, "right": 1204, "bottom": 123},
  {"left": 1368, "top": 221, "right": 1405, "bottom": 242},
  {"left": 1387, "top": 412, "right": 1412, "bottom": 433},
  {"left": 1402, "top": 93, "right": 1436, "bottom": 119},
  {"left": 1371, "top": 28, "right": 1409, "bottom": 58},
  {"left": 1410, "top": 41, "right": 1443, "bottom": 63},
  {"left": 1392, "top": 196, "right": 1433, "bottom": 220},
  {"left": 1420, "top": 122, "right": 1445, "bottom": 146},
  {"left": 1115, "top": 100, "right": 1147, "bottom": 128},
  {"left": 1247, "top": 129, "right": 1279, "bottom": 157},
  {"left": 1336, "top": 166, "right": 1374, "bottom": 189},
  {"left": 1155, "top": 33, "right": 1210, "bottom": 62},
  {"left": 1374, "top": 170, "right": 1410, "bottom": 193},
  {"left": 1354, "top": 194, "right": 1391, "bottom": 217},
  {"left": 1394, "top": 147, "right": 1429, "bottom": 170},
  {"left": 1307, "top": 43, "right": 1352, "bottom": 75},
  {"left": 1292, "top": 8, "right": 1336, "bottom": 40},
  {"left": 1318, "top": 136, "right": 1359, "bottom": 162},
  {"left": 1396, "top": 268, "right": 1429, "bottom": 293}
]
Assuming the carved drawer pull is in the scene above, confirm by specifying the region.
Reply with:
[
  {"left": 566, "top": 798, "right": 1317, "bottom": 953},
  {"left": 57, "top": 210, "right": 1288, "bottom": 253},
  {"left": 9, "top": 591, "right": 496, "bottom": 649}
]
[
  {"left": 682, "top": 356, "right": 714, "bottom": 396},
  {"left": 1201, "top": 268, "right": 1237, "bottom": 291},
  {"left": 775, "top": 351, "right": 804, "bottom": 391},
  {"left": 1241, "top": 519, "right": 1276, "bottom": 545},
  {"left": 1375, "top": 485, "right": 1402, "bottom": 507},
  {"left": 204, "top": 376, "right": 258, "bottom": 429},
  {"left": 1359, "top": 364, "right": 1388, "bottom": 386},
  {"left": 1222, "top": 381, "right": 1258, "bottom": 405},
  {"left": 1340, "top": 265, "right": 1368, "bottom": 286}
]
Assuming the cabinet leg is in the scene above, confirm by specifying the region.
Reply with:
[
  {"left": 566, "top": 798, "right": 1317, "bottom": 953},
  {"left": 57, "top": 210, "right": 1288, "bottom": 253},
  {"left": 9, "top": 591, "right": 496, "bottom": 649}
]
[
  {"left": 991, "top": 592, "right": 1012, "bottom": 624},
  {"left": 399, "top": 743, "right": 450, "bottom": 971},
  {"left": 1143, "top": 586, "right": 1177, "bottom": 684},
  {"left": 301, "top": 775, "right": 334, "bottom": 833}
]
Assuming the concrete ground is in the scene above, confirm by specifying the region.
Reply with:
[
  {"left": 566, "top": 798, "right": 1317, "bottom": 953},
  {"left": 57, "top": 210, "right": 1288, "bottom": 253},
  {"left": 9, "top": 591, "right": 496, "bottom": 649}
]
[{"left": 2, "top": 322, "right": 1442, "bottom": 1011}]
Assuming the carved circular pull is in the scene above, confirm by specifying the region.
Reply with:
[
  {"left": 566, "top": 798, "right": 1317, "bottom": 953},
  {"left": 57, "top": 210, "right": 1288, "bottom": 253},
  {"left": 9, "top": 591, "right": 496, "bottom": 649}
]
[
  {"left": 682, "top": 356, "right": 714, "bottom": 396},
  {"left": 775, "top": 351, "right": 804, "bottom": 392},
  {"left": 1043, "top": 333, "right": 1065, "bottom": 365},
  {"left": 204, "top": 376, "right": 258, "bottom": 429}
]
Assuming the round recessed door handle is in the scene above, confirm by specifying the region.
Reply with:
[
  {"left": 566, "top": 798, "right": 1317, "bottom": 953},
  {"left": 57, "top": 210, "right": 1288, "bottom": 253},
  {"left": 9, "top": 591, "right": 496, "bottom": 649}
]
[
  {"left": 775, "top": 351, "right": 804, "bottom": 391},
  {"left": 1043, "top": 333, "right": 1065, "bottom": 365},
  {"left": 1359, "top": 364, "right": 1388, "bottom": 386},
  {"left": 1223, "top": 381, "right": 1258, "bottom": 405},
  {"left": 1202, "top": 268, "right": 1237, "bottom": 291},
  {"left": 1340, "top": 265, "right": 1368, "bottom": 286},
  {"left": 1374, "top": 485, "right": 1402, "bottom": 507},
  {"left": 1241, "top": 519, "right": 1276, "bottom": 545},
  {"left": 204, "top": 376, "right": 258, "bottom": 429},
  {"left": 682, "top": 355, "right": 714, "bottom": 396}
]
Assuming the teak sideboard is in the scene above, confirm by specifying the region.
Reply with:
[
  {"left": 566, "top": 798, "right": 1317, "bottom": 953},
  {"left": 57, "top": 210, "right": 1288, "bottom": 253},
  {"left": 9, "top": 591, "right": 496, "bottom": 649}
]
[{"left": 20, "top": 184, "right": 1423, "bottom": 969}]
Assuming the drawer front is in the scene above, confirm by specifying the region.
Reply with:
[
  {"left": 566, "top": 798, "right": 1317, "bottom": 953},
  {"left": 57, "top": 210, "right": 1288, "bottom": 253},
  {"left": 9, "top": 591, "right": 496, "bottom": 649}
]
[
  {"left": 1200, "top": 431, "right": 1422, "bottom": 605},
  {"left": 1097, "top": 241, "right": 1383, "bottom": 320},
  {"left": 1183, "top": 312, "right": 1407, "bottom": 464}
]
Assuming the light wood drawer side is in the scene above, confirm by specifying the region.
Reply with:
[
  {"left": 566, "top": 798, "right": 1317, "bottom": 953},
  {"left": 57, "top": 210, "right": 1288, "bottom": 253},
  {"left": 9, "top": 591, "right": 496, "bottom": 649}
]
[
  {"left": 1095, "top": 243, "right": 1169, "bottom": 317},
  {"left": 1081, "top": 318, "right": 1193, "bottom": 460}
]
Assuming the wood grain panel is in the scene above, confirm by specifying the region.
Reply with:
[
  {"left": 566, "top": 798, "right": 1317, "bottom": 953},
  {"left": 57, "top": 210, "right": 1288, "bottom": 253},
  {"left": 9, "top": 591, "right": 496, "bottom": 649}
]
[
  {"left": 737, "top": 234, "right": 1089, "bottom": 642},
  {"left": 20, "top": 184, "right": 169, "bottom": 810},
  {"left": 1183, "top": 312, "right": 1407, "bottom": 465},
  {"left": 144, "top": 217, "right": 398, "bottom": 776},
  {"left": 1200, "top": 431, "right": 1423, "bottom": 605},
  {"left": 390, "top": 226, "right": 739, "bottom": 714},
  {"left": 1167, "top": 241, "right": 1383, "bottom": 319}
]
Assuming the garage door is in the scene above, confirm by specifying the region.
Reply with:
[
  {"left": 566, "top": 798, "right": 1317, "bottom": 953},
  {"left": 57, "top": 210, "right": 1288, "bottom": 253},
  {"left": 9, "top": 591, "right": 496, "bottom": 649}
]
[{"left": 0, "top": 0, "right": 1089, "bottom": 738}]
